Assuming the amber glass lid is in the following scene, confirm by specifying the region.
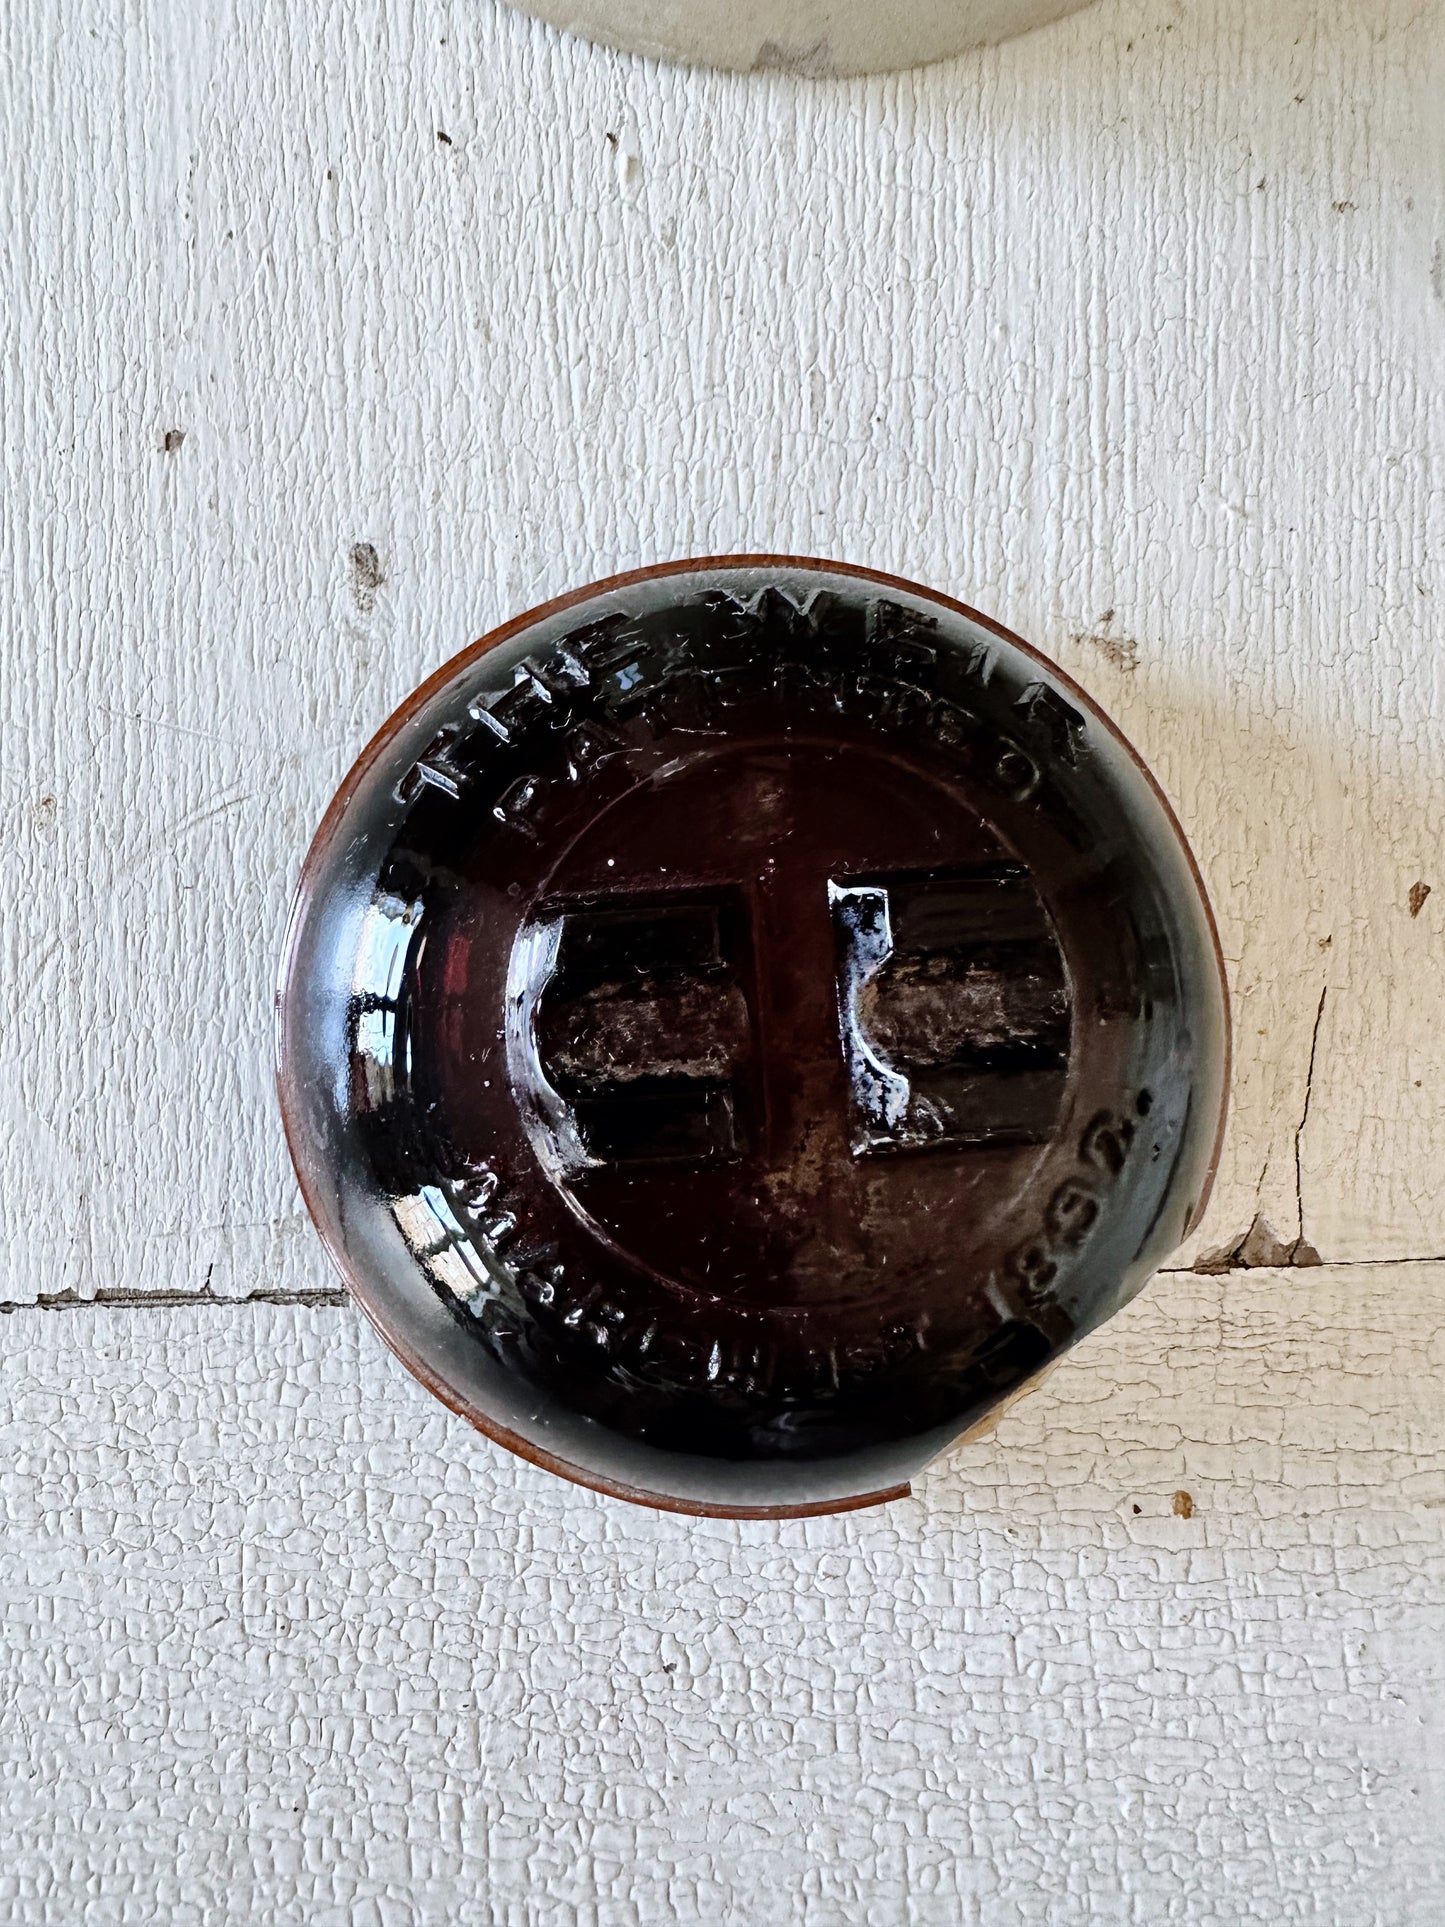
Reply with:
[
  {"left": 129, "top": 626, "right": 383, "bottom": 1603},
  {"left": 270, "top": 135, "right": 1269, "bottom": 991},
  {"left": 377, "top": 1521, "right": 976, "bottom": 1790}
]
[{"left": 277, "top": 558, "right": 1228, "bottom": 1515}]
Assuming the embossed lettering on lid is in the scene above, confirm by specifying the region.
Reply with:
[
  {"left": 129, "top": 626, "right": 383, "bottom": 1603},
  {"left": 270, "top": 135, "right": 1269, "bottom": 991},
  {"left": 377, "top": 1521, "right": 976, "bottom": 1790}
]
[{"left": 278, "top": 559, "right": 1229, "bottom": 1516}]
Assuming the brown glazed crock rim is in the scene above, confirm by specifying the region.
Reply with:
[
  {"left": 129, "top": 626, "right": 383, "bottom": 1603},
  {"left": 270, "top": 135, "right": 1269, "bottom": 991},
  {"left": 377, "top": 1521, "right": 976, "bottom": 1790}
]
[{"left": 276, "top": 553, "right": 1232, "bottom": 1519}]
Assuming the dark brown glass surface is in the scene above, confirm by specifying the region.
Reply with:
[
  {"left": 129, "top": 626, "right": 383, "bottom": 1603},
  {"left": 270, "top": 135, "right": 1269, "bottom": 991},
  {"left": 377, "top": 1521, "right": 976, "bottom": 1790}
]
[{"left": 278, "top": 560, "right": 1229, "bottom": 1513}]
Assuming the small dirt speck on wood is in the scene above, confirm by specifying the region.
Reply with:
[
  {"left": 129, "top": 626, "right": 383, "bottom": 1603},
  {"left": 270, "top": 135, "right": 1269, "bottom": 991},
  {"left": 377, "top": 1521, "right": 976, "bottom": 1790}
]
[
  {"left": 1172, "top": 1490, "right": 1195, "bottom": 1519},
  {"left": 1409, "top": 881, "right": 1431, "bottom": 918},
  {"left": 1072, "top": 612, "right": 1139, "bottom": 673},
  {"left": 351, "top": 542, "right": 385, "bottom": 610},
  {"left": 162, "top": 428, "right": 186, "bottom": 454}
]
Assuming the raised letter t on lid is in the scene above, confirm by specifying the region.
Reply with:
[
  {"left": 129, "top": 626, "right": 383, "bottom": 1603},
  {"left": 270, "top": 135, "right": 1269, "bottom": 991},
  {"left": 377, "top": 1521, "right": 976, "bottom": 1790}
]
[{"left": 276, "top": 558, "right": 1229, "bottom": 1516}]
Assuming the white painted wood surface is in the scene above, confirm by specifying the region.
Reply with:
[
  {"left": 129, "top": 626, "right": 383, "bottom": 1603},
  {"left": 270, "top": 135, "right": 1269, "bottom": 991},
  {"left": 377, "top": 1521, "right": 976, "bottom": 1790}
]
[
  {"left": 5, "top": 1272, "right": 1445, "bottom": 1924},
  {"left": 3, "top": 0, "right": 1443, "bottom": 1917}
]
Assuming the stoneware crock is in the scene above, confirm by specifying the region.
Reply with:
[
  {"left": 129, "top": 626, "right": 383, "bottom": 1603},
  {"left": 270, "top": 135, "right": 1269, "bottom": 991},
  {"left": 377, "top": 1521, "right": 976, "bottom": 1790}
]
[{"left": 506, "top": 0, "right": 1097, "bottom": 76}]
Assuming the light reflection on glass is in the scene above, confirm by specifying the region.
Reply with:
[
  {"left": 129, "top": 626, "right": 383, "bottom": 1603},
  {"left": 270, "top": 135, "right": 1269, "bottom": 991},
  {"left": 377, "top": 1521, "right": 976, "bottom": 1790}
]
[
  {"left": 351, "top": 893, "right": 422, "bottom": 1112},
  {"left": 390, "top": 1186, "right": 498, "bottom": 1308},
  {"left": 353, "top": 893, "right": 422, "bottom": 1002}
]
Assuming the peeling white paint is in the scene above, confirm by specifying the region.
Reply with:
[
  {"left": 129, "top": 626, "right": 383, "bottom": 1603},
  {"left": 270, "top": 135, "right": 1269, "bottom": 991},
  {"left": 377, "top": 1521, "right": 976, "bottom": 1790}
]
[
  {"left": 3, "top": 0, "right": 1444, "bottom": 1915},
  {"left": 3, "top": 1276, "right": 1444, "bottom": 1922},
  {"left": 4, "top": 0, "right": 1442, "bottom": 1308}
]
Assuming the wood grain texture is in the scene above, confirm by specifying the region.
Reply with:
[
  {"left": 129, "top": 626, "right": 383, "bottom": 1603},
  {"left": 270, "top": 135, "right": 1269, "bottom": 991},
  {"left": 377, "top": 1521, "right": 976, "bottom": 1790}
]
[
  {"left": 2, "top": 0, "right": 1442, "bottom": 1306},
  {"left": 3, "top": 1270, "right": 1444, "bottom": 1925}
]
